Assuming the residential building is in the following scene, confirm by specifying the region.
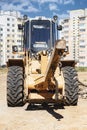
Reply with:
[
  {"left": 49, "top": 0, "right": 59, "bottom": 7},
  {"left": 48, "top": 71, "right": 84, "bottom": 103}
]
[
  {"left": 60, "top": 9, "right": 87, "bottom": 67},
  {"left": 0, "top": 10, "right": 23, "bottom": 66}
]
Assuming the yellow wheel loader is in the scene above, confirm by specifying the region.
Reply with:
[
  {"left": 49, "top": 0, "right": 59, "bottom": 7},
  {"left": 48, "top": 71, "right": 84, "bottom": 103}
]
[{"left": 7, "top": 16, "right": 78, "bottom": 107}]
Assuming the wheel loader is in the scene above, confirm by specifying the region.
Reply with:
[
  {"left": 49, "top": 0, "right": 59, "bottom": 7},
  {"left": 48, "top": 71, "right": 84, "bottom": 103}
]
[{"left": 7, "top": 16, "right": 78, "bottom": 107}]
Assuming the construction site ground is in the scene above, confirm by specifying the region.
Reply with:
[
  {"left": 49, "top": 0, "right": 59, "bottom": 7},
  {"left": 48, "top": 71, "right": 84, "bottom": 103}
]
[{"left": 0, "top": 70, "right": 87, "bottom": 130}]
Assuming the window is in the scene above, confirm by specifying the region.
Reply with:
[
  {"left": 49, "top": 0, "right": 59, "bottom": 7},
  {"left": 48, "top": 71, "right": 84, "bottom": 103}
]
[
  {"left": 0, "top": 39, "right": 3, "bottom": 42},
  {"left": 79, "top": 56, "right": 85, "bottom": 59},
  {"left": 64, "top": 19, "right": 69, "bottom": 23},
  {"left": 0, "top": 28, "right": 3, "bottom": 31},
  {"left": 64, "top": 31, "right": 68, "bottom": 33},
  {"left": 79, "top": 40, "right": 85, "bottom": 46},
  {"left": 65, "top": 36, "right": 68, "bottom": 39},
  {"left": 18, "top": 34, "right": 21, "bottom": 37},
  {"left": 66, "top": 41, "right": 69, "bottom": 44},
  {"left": 7, "top": 29, "right": 10, "bottom": 31},
  {"left": 64, "top": 25, "right": 69, "bottom": 28},
  {"left": 7, "top": 40, "right": 10, "bottom": 42},
  {"left": 79, "top": 50, "right": 84, "bottom": 53},
  {"left": 7, "top": 55, "right": 9, "bottom": 58},
  {"left": 12, "top": 24, "right": 15, "bottom": 27},
  {"left": 12, "top": 18, "right": 14, "bottom": 21},
  {"left": 7, "top": 18, "right": 10, "bottom": 21},
  {"left": 0, "top": 34, "right": 3, "bottom": 36},
  {"left": 18, "top": 30, "right": 22, "bottom": 32},
  {"left": 12, "top": 29, "right": 14, "bottom": 32},
  {"left": 7, "top": 34, "right": 10, "bottom": 37},
  {"left": 7, "top": 23, "right": 10, "bottom": 26},
  {"left": 17, "top": 40, "right": 21, "bottom": 42},
  {"left": 18, "top": 45, "right": 22, "bottom": 47},
  {"left": 0, "top": 44, "right": 3, "bottom": 47},
  {"left": 79, "top": 23, "right": 85, "bottom": 26},
  {"left": 0, "top": 55, "right": 3, "bottom": 57},
  {"left": 79, "top": 23, "right": 85, "bottom": 29},
  {"left": 12, "top": 56, "right": 14, "bottom": 58},
  {"left": 12, "top": 40, "right": 14, "bottom": 42},
  {"left": 80, "top": 45, "right": 85, "bottom": 48},
  {"left": 0, "top": 50, "right": 3, "bottom": 52},
  {"left": 80, "top": 29, "right": 85, "bottom": 32},
  {"left": 79, "top": 17, "right": 85, "bottom": 21},
  {"left": 7, "top": 45, "right": 10, "bottom": 47},
  {"left": 80, "top": 40, "right": 85, "bottom": 42},
  {"left": 7, "top": 50, "right": 10, "bottom": 53}
]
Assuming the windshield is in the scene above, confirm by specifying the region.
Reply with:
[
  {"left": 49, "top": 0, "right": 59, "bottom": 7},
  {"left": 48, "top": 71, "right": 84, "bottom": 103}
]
[{"left": 31, "top": 20, "right": 50, "bottom": 53}]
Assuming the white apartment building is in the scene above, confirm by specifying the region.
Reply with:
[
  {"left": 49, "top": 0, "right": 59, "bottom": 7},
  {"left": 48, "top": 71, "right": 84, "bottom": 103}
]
[
  {"left": 0, "top": 10, "right": 23, "bottom": 66},
  {"left": 61, "top": 9, "right": 87, "bottom": 67}
]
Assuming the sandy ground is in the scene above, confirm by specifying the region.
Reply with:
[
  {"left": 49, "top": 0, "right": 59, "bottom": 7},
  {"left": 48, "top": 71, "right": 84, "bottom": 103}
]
[{"left": 0, "top": 72, "right": 87, "bottom": 130}]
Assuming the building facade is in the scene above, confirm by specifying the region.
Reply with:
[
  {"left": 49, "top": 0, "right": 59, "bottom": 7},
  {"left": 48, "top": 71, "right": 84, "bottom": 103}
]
[
  {"left": 61, "top": 9, "right": 87, "bottom": 67},
  {"left": 0, "top": 10, "right": 23, "bottom": 66}
]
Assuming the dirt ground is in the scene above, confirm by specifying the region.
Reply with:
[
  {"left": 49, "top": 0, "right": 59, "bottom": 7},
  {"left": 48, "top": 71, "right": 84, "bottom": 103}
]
[{"left": 0, "top": 71, "right": 87, "bottom": 130}]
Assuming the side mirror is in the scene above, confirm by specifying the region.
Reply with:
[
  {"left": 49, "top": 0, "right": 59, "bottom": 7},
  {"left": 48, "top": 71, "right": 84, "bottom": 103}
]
[
  {"left": 53, "top": 15, "right": 58, "bottom": 22},
  {"left": 57, "top": 25, "right": 62, "bottom": 31},
  {"left": 12, "top": 45, "right": 18, "bottom": 53}
]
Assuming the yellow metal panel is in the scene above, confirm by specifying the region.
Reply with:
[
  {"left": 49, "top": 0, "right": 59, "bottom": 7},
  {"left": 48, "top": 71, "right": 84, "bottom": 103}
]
[
  {"left": 54, "top": 67, "right": 65, "bottom": 95},
  {"left": 41, "top": 54, "right": 48, "bottom": 74}
]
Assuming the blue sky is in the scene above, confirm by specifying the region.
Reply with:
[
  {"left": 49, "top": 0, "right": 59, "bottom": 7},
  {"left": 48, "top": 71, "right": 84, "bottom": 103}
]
[{"left": 0, "top": 0, "right": 87, "bottom": 19}]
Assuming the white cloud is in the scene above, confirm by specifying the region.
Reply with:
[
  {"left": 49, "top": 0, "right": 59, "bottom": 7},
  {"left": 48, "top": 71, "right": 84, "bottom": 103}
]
[
  {"left": 67, "top": 10, "right": 70, "bottom": 13},
  {"left": 49, "top": 3, "right": 58, "bottom": 11},
  {"left": 0, "top": 0, "right": 75, "bottom": 14},
  {"left": 59, "top": 13, "right": 69, "bottom": 19},
  {"left": 64, "top": 0, "right": 75, "bottom": 5},
  {"left": 31, "top": 0, "right": 74, "bottom": 5},
  {"left": 40, "top": 0, "right": 58, "bottom": 4},
  {"left": 0, "top": 0, "right": 39, "bottom": 13},
  {"left": 53, "top": 12, "right": 69, "bottom": 19},
  {"left": 27, "top": 6, "right": 39, "bottom": 13},
  {"left": 31, "top": 0, "right": 63, "bottom": 5},
  {"left": 32, "top": 0, "right": 58, "bottom": 4}
]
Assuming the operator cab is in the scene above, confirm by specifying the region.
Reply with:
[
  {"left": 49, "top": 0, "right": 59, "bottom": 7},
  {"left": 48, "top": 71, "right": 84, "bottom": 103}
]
[
  {"left": 24, "top": 17, "right": 58, "bottom": 53},
  {"left": 31, "top": 20, "right": 50, "bottom": 53}
]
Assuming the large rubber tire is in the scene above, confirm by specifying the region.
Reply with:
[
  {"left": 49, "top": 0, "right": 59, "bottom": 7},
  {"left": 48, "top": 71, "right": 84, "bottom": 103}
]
[
  {"left": 62, "top": 66, "right": 78, "bottom": 106},
  {"left": 7, "top": 66, "right": 24, "bottom": 107}
]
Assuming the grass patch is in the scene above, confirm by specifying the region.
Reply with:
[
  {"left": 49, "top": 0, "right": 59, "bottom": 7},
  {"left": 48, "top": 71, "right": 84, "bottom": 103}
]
[{"left": 76, "top": 67, "right": 87, "bottom": 72}]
